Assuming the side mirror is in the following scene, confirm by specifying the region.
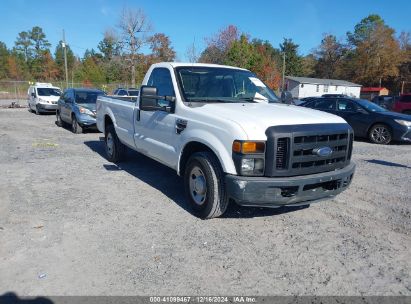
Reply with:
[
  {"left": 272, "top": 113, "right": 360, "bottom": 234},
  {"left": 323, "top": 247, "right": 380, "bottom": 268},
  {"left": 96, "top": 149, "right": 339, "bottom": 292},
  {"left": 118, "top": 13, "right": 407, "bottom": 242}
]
[
  {"left": 281, "top": 91, "right": 293, "bottom": 104},
  {"left": 139, "top": 85, "right": 175, "bottom": 112},
  {"left": 31, "top": 92, "right": 36, "bottom": 97}
]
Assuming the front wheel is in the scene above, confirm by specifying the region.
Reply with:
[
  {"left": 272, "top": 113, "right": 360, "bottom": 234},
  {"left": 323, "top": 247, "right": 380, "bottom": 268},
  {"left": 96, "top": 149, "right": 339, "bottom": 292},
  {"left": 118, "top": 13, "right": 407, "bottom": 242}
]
[
  {"left": 56, "top": 111, "right": 63, "bottom": 127},
  {"left": 184, "top": 151, "right": 229, "bottom": 219},
  {"left": 35, "top": 104, "right": 40, "bottom": 115},
  {"left": 369, "top": 124, "right": 392, "bottom": 144},
  {"left": 71, "top": 116, "right": 83, "bottom": 134},
  {"left": 104, "top": 124, "right": 126, "bottom": 163}
]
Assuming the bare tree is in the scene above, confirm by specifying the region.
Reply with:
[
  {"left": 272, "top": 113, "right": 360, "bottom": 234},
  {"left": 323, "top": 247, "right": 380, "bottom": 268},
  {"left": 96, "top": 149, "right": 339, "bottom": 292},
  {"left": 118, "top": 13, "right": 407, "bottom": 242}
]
[
  {"left": 185, "top": 40, "right": 199, "bottom": 63},
  {"left": 117, "top": 7, "right": 151, "bottom": 87}
]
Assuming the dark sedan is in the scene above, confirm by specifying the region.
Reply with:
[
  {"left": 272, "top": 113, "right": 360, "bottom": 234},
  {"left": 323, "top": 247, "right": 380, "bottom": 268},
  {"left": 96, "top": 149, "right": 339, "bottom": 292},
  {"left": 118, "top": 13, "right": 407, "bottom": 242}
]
[
  {"left": 300, "top": 97, "right": 411, "bottom": 144},
  {"left": 56, "top": 88, "right": 106, "bottom": 133}
]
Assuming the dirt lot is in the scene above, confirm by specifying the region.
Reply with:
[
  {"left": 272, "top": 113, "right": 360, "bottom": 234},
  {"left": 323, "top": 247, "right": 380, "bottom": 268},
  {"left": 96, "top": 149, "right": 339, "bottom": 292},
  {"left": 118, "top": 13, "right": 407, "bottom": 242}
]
[{"left": 0, "top": 108, "right": 410, "bottom": 296}]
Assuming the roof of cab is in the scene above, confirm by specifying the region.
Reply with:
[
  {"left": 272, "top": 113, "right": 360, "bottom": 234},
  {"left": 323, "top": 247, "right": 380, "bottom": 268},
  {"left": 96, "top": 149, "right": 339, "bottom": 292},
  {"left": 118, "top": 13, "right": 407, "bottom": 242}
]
[{"left": 152, "top": 62, "right": 249, "bottom": 71}]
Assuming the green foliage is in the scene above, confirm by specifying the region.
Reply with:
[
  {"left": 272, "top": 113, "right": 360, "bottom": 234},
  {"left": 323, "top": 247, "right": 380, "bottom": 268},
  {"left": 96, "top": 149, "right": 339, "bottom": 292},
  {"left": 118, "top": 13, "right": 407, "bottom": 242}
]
[
  {"left": 224, "top": 35, "right": 260, "bottom": 70},
  {"left": 0, "top": 41, "right": 9, "bottom": 79},
  {"left": 54, "top": 40, "right": 75, "bottom": 79},
  {"left": 14, "top": 31, "right": 32, "bottom": 61},
  {"left": 347, "top": 14, "right": 385, "bottom": 46},
  {"left": 280, "top": 38, "right": 303, "bottom": 76},
  {"left": 74, "top": 57, "right": 105, "bottom": 84}
]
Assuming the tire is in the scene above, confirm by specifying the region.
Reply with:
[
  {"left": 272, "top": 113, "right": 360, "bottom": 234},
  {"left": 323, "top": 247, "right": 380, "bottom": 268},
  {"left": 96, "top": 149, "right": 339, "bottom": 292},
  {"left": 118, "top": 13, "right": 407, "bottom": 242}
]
[
  {"left": 104, "top": 124, "right": 126, "bottom": 163},
  {"left": 184, "top": 151, "right": 229, "bottom": 219},
  {"left": 56, "top": 111, "right": 63, "bottom": 127},
  {"left": 369, "top": 124, "right": 392, "bottom": 144},
  {"left": 71, "top": 115, "right": 83, "bottom": 134},
  {"left": 35, "top": 104, "right": 40, "bottom": 115}
]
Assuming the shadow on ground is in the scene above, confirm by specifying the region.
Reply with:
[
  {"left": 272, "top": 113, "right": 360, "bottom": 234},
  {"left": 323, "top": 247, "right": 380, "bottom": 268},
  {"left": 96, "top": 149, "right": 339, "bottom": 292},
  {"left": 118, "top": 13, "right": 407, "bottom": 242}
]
[
  {"left": 0, "top": 293, "right": 53, "bottom": 304},
  {"left": 365, "top": 159, "right": 411, "bottom": 169},
  {"left": 84, "top": 140, "right": 308, "bottom": 219}
]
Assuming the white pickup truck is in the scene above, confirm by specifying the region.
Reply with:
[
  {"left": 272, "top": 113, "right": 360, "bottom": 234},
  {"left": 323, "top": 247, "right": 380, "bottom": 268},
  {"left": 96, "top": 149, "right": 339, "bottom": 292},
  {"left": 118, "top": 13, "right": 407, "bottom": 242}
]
[{"left": 97, "top": 63, "right": 355, "bottom": 218}]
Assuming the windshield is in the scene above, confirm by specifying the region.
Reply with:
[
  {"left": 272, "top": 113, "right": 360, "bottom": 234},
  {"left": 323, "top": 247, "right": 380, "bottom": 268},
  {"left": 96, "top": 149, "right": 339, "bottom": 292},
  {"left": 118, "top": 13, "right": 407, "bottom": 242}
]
[
  {"left": 356, "top": 99, "right": 388, "bottom": 112},
  {"left": 176, "top": 67, "right": 279, "bottom": 103},
  {"left": 37, "top": 88, "right": 61, "bottom": 97},
  {"left": 75, "top": 91, "right": 105, "bottom": 104}
]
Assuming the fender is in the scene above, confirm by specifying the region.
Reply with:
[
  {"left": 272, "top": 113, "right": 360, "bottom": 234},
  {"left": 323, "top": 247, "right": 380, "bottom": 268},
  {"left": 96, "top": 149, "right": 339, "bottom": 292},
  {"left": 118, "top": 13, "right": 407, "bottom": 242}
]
[{"left": 177, "top": 128, "right": 238, "bottom": 176}]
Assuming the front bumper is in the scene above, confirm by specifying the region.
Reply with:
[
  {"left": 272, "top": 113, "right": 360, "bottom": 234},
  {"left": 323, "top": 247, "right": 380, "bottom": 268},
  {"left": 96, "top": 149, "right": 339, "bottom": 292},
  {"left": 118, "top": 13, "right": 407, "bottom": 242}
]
[
  {"left": 77, "top": 115, "right": 96, "bottom": 128},
  {"left": 226, "top": 162, "right": 355, "bottom": 207},
  {"left": 37, "top": 103, "right": 58, "bottom": 112}
]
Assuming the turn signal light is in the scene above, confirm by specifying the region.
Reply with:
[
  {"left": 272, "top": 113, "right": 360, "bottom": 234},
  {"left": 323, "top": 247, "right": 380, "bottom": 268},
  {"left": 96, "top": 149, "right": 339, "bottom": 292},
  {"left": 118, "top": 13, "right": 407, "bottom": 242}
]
[{"left": 232, "top": 141, "right": 265, "bottom": 154}]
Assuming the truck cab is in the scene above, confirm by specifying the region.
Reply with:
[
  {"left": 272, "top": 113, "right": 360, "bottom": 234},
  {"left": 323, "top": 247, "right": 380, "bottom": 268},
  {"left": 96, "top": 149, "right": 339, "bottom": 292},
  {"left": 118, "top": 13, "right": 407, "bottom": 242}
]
[{"left": 97, "top": 63, "right": 355, "bottom": 218}]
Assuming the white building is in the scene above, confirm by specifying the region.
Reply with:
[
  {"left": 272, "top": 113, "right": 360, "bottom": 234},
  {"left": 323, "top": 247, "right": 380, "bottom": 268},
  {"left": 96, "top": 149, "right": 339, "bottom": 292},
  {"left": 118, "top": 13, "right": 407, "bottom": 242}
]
[{"left": 286, "top": 76, "right": 362, "bottom": 98}]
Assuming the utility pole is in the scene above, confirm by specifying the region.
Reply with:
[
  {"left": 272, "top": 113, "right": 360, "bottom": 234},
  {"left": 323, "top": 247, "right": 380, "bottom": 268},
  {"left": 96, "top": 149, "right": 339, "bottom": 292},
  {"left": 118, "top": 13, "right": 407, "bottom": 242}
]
[
  {"left": 62, "top": 30, "right": 69, "bottom": 89},
  {"left": 282, "top": 52, "right": 286, "bottom": 91}
]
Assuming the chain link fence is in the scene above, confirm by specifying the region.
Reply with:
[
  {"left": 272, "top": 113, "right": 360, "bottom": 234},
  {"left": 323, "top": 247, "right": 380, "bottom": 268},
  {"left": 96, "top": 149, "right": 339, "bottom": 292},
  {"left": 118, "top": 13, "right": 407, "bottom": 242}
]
[{"left": 0, "top": 80, "right": 136, "bottom": 106}]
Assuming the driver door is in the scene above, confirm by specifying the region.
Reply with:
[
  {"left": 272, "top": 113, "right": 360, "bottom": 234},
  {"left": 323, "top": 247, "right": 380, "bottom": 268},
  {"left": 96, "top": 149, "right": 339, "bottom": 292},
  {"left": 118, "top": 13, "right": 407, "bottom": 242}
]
[{"left": 134, "top": 68, "right": 179, "bottom": 169}]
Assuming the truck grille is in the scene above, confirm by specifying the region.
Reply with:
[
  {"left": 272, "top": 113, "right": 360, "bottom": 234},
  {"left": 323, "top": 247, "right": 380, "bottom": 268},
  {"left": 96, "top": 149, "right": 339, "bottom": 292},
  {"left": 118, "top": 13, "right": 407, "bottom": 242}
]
[{"left": 265, "top": 124, "right": 353, "bottom": 177}]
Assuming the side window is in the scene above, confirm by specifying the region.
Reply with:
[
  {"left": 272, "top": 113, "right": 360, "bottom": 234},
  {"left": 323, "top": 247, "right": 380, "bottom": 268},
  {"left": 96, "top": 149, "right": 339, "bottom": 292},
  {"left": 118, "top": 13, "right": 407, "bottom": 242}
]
[
  {"left": 337, "top": 99, "right": 357, "bottom": 111},
  {"left": 315, "top": 98, "right": 336, "bottom": 110},
  {"left": 67, "top": 90, "right": 74, "bottom": 103},
  {"left": 147, "top": 68, "right": 175, "bottom": 97}
]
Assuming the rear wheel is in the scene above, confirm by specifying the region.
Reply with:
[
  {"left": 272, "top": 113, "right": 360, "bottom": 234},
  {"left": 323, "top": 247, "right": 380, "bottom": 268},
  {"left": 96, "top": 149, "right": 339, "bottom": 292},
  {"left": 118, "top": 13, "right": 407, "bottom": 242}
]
[
  {"left": 184, "top": 151, "right": 229, "bottom": 219},
  {"left": 71, "top": 115, "right": 83, "bottom": 134},
  {"left": 369, "top": 124, "right": 392, "bottom": 144},
  {"left": 105, "top": 124, "right": 126, "bottom": 163}
]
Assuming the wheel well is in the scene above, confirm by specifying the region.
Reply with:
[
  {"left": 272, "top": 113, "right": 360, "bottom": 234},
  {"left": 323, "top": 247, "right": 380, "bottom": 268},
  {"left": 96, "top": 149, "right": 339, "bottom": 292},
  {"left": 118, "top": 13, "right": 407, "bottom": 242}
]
[
  {"left": 104, "top": 115, "right": 113, "bottom": 133},
  {"left": 179, "top": 141, "right": 217, "bottom": 175}
]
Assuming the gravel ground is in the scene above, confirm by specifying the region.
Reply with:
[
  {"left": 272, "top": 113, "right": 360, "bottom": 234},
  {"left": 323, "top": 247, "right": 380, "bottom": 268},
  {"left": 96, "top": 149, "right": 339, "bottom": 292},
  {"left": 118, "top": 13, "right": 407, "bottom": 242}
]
[{"left": 0, "top": 108, "right": 410, "bottom": 296}]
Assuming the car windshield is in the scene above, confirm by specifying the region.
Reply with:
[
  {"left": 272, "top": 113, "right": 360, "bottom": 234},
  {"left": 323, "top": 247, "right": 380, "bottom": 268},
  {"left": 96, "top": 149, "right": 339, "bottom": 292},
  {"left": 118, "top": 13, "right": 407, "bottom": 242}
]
[
  {"left": 176, "top": 66, "right": 279, "bottom": 103},
  {"left": 128, "top": 90, "right": 139, "bottom": 96},
  {"left": 75, "top": 91, "right": 105, "bottom": 104},
  {"left": 356, "top": 99, "right": 388, "bottom": 112},
  {"left": 37, "top": 88, "right": 61, "bottom": 96}
]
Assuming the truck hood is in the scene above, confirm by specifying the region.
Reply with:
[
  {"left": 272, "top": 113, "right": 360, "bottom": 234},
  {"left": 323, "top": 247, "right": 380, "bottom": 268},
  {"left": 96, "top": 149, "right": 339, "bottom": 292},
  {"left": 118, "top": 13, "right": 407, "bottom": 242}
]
[{"left": 199, "top": 102, "right": 348, "bottom": 139}]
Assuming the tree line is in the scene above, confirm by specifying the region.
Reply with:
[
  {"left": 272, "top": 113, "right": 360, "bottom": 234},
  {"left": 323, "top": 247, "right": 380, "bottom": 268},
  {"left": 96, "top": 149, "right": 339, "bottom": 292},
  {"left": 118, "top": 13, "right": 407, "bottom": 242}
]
[{"left": 0, "top": 11, "right": 409, "bottom": 93}]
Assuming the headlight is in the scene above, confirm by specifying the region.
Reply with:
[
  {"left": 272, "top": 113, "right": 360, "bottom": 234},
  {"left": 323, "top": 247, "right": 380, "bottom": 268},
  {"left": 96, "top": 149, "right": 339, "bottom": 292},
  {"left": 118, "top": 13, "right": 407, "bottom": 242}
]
[
  {"left": 38, "top": 98, "right": 49, "bottom": 104},
  {"left": 79, "top": 107, "right": 94, "bottom": 116},
  {"left": 394, "top": 119, "right": 411, "bottom": 127},
  {"left": 241, "top": 158, "right": 265, "bottom": 175},
  {"left": 233, "top": 140, "right": 265, "bottom": 176}
]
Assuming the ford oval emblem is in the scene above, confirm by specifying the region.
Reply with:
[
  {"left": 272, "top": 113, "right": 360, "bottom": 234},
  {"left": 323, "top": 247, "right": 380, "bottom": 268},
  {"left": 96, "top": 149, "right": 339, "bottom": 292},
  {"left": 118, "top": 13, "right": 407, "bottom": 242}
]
[{"left": 313, "top": 146, "right": 333, "bottom": 157}]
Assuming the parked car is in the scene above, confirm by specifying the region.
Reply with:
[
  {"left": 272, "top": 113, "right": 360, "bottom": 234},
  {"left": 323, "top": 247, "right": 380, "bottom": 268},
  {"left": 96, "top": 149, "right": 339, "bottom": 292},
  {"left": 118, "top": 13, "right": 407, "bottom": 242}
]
[
  {"left": 371, "top": 95, "right": 395, "bottom": 110},
  {"left": 56, "top": 88, "right": 106, "bottom": 133},
  {"left": 301, "top": 97, "right": 411, "bottom": 144},
  {"left": 391, "top": 93, "right": 411, "bottom": 115},
  {"left": 112, "top": 88, "right": 139, "bottom": 97},
  {"left": 28, "top": 82, "right": 61, "bottom": 114},
  {"left": 97, "top": 62, "right": 355, "bottom": 219}
]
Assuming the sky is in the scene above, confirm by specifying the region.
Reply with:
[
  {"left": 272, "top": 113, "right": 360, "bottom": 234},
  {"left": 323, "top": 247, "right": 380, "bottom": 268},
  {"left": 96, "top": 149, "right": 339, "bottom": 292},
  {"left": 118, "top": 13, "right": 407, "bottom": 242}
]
[{"left": 1, "top": 0, "right": 410, "bottom": 61}]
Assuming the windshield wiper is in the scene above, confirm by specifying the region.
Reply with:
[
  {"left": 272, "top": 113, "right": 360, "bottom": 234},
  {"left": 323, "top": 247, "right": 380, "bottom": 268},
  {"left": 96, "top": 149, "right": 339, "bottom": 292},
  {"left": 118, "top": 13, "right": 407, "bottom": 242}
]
[
  {"left": 239, "top": 97, "right": 275, "bottom": 102},
  {"left": 187, "top": 98, "right": 240, "bottom": 103}
]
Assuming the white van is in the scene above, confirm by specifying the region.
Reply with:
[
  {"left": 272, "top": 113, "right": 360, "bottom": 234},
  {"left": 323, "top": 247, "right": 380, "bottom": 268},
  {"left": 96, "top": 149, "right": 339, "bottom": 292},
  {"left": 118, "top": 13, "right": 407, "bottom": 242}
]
[{"left": 28, "top": 82, "right": 62, "bottom": 114}]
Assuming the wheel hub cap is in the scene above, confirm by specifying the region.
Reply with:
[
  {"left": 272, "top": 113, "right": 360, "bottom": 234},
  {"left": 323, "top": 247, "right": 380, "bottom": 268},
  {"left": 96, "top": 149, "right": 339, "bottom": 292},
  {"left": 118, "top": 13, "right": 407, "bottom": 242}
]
[
  {"left": 189, "top": 167, "right": 207, "bottom": 205},
  {"left": 372, "top": 127, "right": 389, "bottom": 143}
]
